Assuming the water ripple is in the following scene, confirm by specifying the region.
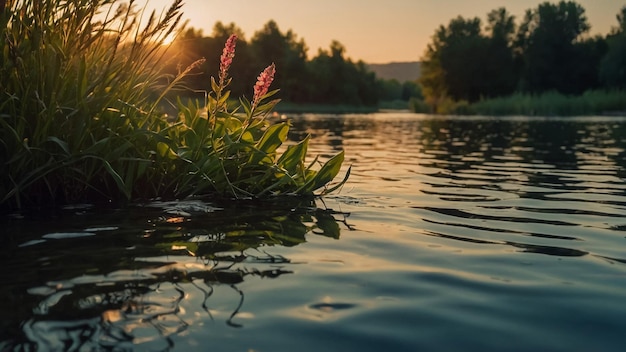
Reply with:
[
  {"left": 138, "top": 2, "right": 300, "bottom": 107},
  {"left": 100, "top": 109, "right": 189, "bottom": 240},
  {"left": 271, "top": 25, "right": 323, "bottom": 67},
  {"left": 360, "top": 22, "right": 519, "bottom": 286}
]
[{"left": 4, "top": 114, "right": 626, "bottom": 351}]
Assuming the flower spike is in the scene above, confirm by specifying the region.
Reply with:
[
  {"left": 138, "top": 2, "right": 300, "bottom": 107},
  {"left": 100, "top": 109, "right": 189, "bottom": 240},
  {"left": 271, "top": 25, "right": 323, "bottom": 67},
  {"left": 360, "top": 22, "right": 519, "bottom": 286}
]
[
  {"left": 219, "top": 34, "right": 237, "bottom": 85},
  {"left": 252, "top": 63, "right": 276, "bottom": 109}
]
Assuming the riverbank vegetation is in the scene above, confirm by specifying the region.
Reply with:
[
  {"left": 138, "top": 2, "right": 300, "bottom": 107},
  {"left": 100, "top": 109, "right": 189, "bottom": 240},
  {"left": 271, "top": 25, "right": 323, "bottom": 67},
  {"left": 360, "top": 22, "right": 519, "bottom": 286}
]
[
  {"left": 0, "top": 0, "right": 348, "bottom": 211},
  {"left": 415, "top": 1, "right": 626, "bottom": 116},
  {"left": 465, "top": 90, "right": 626, "bottom": 116}
]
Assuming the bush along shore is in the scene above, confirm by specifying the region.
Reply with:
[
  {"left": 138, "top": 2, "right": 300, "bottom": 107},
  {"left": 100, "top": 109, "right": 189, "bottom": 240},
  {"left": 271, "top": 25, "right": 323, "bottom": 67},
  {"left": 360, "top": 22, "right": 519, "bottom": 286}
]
[
  {"left": 0, "top": 0, "right": 349, "bottom": 211},
  {"left": 410, "top": 90, "right": 626, "bottom": 116}
]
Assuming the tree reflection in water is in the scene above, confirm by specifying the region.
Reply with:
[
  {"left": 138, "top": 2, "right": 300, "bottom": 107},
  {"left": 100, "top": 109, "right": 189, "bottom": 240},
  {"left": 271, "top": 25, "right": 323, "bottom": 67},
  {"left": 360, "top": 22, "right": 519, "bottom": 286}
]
[{"left": 0, "top": 198, "right": 350, "bottom": 351}]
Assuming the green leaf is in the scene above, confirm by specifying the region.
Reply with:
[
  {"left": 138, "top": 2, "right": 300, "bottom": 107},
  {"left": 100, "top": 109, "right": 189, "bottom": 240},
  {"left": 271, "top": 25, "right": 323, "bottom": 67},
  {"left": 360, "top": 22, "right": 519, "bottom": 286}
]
[
  {"left": 184, "top": 129, "right": 200, "bottom": 149},
  {"left": 277, "top": 135, "right": 309, "bottom": 175},
  {"left": 250, "top": 123, "right": 289, "bottom": 164},
  {"left": 101, "top": 158, "right": 131, "bottom": 199},
  {"left": 319, "top": 165, "right": 351, "bottom": 195},
  {"left": 218, "top": 90, "right": 231, "bottom": 106},
  {"left": 46, "top": 136, "right": 71, "bottom": 156},
  {"left": 157, "top": 141, "right": 177, "bottom": 159},
  {"left": 239, "top": 130, "right": 255, "bottom": 143},
  {"left": 107, "top": 139, "right": 133, "bottom": 160},
  {"left": 257, "top": 123, "right": 289, "bottom": 153},
  {"left": 239, "top": 97, "right": 252, "bottom": 117},
  {"left": 210, "top": 77, "right": 219, "bottom": 93},
  {"left": 224, "top": 116, "right": 243, "bottom": 133},
  {"left": 297, "top": 151, "right": 345, "bottom": 194}
]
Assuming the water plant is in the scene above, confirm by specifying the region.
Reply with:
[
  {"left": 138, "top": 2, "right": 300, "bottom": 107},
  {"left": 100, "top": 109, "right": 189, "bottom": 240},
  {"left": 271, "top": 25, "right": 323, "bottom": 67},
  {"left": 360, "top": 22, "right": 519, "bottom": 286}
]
[{"left": 0, "top": 0, "right": 349, "bottom": 210}]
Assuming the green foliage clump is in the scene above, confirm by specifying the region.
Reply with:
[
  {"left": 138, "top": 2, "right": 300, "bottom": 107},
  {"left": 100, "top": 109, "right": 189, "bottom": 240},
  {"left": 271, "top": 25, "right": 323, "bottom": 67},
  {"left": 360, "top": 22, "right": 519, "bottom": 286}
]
[
  {"left": 419, "top": 8, "right": 518, "bottom": 105},
  {"left": 417, "top": 1, "right": 626, "bottom": 114},
  {"left": 160, "top": 84, "right": 349, "bottom": 199},
  {"left": 467, "top": 90, "right": 626, "bottom": 116},
  {"left": 166, "top": 24, "right": 382, "bottom": 108},
  {"left": 600, "top": 7, "right": 626, "bottom": 89},
  {"left": 408, "top": 98, "right": 431, "bottom": 114},
  {"left": 0, "top": 0, "right": 348, "bottom": 210}
]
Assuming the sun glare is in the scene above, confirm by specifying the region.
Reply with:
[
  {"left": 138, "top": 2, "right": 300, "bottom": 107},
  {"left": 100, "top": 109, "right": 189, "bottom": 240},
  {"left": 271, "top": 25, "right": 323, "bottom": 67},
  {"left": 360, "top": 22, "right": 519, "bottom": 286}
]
[{"left": 161, "top": 32, "right": 176, "bottom": 46}]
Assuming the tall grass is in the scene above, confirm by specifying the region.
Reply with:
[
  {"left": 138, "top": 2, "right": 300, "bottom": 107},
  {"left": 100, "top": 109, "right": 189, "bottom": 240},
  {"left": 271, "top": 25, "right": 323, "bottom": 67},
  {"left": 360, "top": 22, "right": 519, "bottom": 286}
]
[
  {"left": 0, "top": 0, "right": 348, "bottom": 210},
  {"left": 469, "top": 90, "right": 626, "bottom": 116}
]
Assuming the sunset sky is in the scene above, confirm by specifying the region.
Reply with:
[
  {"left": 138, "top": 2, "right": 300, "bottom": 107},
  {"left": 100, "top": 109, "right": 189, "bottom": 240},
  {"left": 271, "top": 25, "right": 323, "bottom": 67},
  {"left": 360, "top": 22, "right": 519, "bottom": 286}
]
[{"left": 146, "top": 0, "right": 623, "bottom": 63}]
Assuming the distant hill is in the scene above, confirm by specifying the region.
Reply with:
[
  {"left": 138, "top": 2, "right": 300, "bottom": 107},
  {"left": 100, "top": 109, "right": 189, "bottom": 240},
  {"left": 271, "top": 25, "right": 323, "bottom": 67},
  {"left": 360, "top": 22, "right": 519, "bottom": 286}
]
[{"left": 366, "top": 61, "right": 421, "bottom": 82}]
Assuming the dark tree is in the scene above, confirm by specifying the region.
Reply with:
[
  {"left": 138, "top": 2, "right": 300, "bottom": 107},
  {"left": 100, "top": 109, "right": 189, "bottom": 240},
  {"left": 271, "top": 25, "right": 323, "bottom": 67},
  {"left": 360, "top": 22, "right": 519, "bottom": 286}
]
[
  {"left": 164, "top": 21, "right": 382, "bottom": 107},
  {"left": 516, "top": 1, "right": 592, "bottom": 94},
  {"left": 483, "top": 8, "right": 518, "bottom": 97},
  {"left": 402, "top": 81, "right": 422, "bottom": 101},
  {"left": 163, "top": 23, "right": 252, "bottom": 98},
  {"left": 249, "top": 21, "right": 309, "bottom": 102},
  {"left": 571, "top": 36, "right": 608, "bottom": 92},
  {"left": 420, "top": 16, "right": 492, "bottom": 103},
  {"left": 600, "top": 6, "right": 626, "bottom": 89},
  {"left": 378, "top": 79, "right": 403, "bottom": 101},
  {"left": 418, "top": 41, "right": 447, "bottom": 110},
  {"left": 308, "top": 41, "right": 379, "bottom": 106},
  {"left": 163, "top": 26, "right": 219, "bottom": 96}
]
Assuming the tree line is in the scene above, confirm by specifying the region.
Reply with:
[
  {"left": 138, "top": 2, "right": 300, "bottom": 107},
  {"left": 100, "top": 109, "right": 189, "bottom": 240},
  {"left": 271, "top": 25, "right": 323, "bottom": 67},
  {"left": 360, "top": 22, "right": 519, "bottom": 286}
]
[
  {"left": 419, "top": 1, "right": 626, "bottom": 111},
  {"left": 165, "top": 21, "right": 420, "bottom": 108}
]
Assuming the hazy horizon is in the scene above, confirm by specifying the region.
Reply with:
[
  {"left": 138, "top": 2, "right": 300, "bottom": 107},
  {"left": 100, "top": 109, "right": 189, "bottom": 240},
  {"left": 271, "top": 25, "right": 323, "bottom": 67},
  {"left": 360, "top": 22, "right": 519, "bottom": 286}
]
[{"left": 144, "top": 0, "right": 623, "bottom": 64}]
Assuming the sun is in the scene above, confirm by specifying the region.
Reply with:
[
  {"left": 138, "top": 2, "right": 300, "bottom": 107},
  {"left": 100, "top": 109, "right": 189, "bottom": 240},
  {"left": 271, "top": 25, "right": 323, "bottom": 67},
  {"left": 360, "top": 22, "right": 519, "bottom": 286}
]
[{"left": 160, "top": 32, "right": 176, "bottom": 46}]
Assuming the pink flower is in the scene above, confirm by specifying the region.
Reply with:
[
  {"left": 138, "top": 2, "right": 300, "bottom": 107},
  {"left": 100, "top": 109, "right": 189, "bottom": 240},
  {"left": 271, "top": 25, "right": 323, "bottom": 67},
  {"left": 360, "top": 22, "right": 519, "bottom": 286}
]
[
  {"left": 253, "top": 63, "right": 276, "bottom": 107},
  {"left": 219, "top": 34, "right": 237, "bottom": 84}
]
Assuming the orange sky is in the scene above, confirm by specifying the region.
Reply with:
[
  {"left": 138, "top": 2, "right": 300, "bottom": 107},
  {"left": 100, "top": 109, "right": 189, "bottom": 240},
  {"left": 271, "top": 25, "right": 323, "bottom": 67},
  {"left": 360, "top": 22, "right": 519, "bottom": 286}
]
[{"left": 145, "top": 0, "right": 623, "bottom": 63}]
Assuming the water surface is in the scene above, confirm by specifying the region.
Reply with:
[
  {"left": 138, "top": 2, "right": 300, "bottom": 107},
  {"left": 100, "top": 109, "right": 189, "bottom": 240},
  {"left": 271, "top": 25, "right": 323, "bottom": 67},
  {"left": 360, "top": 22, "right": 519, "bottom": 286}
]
[{"left": 2, "top": 113, "right": 626, "bottom": 351}]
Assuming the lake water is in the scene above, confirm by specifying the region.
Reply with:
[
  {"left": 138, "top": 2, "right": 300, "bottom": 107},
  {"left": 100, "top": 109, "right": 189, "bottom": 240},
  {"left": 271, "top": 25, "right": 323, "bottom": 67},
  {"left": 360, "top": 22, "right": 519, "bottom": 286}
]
[{"left": 2, "top": 113, "right": 626, "bottom": 351}]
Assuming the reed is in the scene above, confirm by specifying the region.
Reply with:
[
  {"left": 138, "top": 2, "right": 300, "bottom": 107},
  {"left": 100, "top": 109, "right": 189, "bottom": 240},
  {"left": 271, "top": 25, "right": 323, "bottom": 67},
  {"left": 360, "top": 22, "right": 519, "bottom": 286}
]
[
  {"left": 468, "top": 90, "right": 626, "bottom": 116},
  {"left": 0, "top": 0, "right": 348, "bottom": 210}
]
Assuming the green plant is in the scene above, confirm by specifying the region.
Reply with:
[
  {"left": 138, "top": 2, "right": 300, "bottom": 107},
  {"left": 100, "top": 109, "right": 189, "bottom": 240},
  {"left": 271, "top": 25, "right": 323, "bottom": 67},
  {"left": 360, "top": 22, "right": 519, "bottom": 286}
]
[
  {"left": 156, "top": 34, "right": 350, "bottom": 199},
  {"left": 0, "top": 0, "right": 348, "bottom": 210},
  {"left": 408, "top": 97, "right": 431, "bottom": 113},
  {"left": 468, "top": 90, "right": 626, "bottom": 116}
]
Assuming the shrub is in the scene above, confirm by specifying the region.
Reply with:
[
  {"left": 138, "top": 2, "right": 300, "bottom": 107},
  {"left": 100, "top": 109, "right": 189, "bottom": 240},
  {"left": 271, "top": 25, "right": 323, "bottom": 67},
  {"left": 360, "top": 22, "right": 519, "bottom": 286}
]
[
  {"left": 0, "top": 0, "right": 348, "bottom": 210},
  {"left": 408, "top": 98, "right": 431, "bottom": 113},
  {"left": 469, "top": 90, "right": 626, "bottom": 116}
]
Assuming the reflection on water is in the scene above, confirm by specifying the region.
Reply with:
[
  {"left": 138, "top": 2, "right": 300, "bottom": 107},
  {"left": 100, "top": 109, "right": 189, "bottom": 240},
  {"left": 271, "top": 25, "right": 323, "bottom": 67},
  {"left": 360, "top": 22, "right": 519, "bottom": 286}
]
[
  {"left": 291, "top": 114, "right": 626, "bottom": 262},
  {"left": 2, "top": 113, "right": 626, "bottom": 351},
  {"left": 0, "top": 199, "right": 349, "bottom": 350}
]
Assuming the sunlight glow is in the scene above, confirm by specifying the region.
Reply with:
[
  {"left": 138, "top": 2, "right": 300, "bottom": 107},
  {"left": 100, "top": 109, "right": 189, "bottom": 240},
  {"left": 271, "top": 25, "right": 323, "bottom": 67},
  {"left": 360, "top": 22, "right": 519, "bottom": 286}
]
[{"left": 161, "top": 32, "right": 176, "bottom": 46}]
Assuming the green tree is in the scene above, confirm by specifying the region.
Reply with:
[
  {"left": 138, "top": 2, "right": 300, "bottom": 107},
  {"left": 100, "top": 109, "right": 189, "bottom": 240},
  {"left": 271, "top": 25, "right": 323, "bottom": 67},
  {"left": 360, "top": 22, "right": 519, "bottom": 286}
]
[
  {"left": 377, "top": 79, "right": 421, "bottom": 102},
  {"left": 307, "top": 41, "right": 378, "bottom": 106},
  {"left": 249, "top": 21, "right": 309, "bottom": 102},
  {"left": 354, "top": 60, "right": 380, "bottom": 106},
  {"left": 164, "top": 22, "right": 255, "bottom": 99},
  {"left": 419, "top": 40, "right": 447, "bottom": 111},
  {"left": 571, "top": 36, "right": 607, "bottom": 92},
  {"left": 440, "top": 17, "right": 489, "bottom": 101},
  {"left": 600, "top": 6, "right": 626, "bottom": 88},
  {"left": 378, "top": 79, "right": 403, "bottom": 101},
  {"left": 401, "top": 81, "right": 422, "bottom": 101},
  {"left": 483, "top": 7, "right": 518, "bottom": 97},
  {"left": 516, "top": 1, "right": 592, "bottom": 94},
  {"left": 166, "top": 27, "right": 217, "bottom": 94},
  {"left": 419, "top": 16, "right": 490, "bottom": 103}
]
